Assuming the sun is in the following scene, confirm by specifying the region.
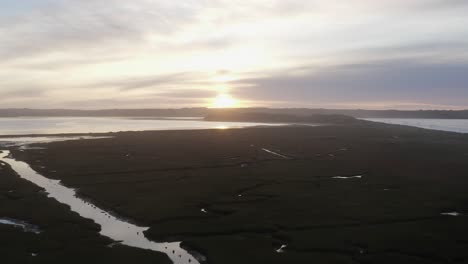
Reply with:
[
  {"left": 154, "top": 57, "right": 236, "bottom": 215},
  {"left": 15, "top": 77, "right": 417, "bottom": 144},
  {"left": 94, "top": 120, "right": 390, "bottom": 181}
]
[{"left": 211, "top": 93, "right": 238, "bottom": 108}]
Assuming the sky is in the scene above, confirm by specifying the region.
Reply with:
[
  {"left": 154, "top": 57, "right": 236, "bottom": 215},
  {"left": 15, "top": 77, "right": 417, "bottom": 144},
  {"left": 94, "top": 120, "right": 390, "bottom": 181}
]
[{"left": 1, "top": 0, "right": 468, "bottom": 110}]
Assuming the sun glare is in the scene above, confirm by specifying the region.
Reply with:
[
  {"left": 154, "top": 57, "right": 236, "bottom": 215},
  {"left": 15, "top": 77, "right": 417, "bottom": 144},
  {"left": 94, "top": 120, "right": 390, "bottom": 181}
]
[{"left": 211, "top": 94, "right": 238, "bottom": 108}]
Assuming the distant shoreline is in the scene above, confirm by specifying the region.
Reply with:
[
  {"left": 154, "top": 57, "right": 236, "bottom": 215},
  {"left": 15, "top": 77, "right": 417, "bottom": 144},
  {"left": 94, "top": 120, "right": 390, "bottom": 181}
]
[
  {"left": 0, "top": 108, "right": 468, "bottom": 119},
  {"left": 1, "top": 115, "right": 468, "bottom": 137}
]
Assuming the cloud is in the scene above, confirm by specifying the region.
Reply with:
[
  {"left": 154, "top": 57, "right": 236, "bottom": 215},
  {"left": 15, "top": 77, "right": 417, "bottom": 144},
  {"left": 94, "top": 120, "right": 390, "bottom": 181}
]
[
  {"left": 0, "top": 0, "right": 204, "bottom": 61},
  {"left": 418, "top": 0, "right": 468, "bottom": 10},
  {"left": 79, "top": 72, "right": 222, "bottom": 99},
  {"left": 154, "top": 89, "right": 216, "bottom": 99},
  {"left": 232, "top": 58, "right": 468, "bottom": 107},
  {"left": 0, "top": 0, "right": 468, "bottom": 109},
  {"left": 91, "top": 72, "right": 204, "bottom": 91},
  {"left": 0, "top": 88, "right": 45, "bottom": 98}
]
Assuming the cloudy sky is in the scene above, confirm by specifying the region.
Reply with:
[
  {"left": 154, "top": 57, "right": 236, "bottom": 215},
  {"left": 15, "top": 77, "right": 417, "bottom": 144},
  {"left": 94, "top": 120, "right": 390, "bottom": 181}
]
[{"left": 1, "top": 0, "right": 468, "bottom": 109}]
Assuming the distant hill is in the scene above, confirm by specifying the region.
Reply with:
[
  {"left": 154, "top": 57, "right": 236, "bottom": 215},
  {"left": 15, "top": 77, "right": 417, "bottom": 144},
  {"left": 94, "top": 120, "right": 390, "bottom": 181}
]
[
  {"left": 0, "top": 108, "right": 467, "bottom": 119},
  {"left": 227, "top": 108, "right": 468, "bottom": 119},
  {"left": 204, "top": 111, "right": 357, "bottom": 124}
]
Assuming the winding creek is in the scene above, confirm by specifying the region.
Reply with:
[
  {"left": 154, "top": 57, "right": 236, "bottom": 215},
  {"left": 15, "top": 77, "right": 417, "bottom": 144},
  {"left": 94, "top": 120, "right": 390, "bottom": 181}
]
[{"left": 0, "top": 138, "right": 201, "bottom": 264}]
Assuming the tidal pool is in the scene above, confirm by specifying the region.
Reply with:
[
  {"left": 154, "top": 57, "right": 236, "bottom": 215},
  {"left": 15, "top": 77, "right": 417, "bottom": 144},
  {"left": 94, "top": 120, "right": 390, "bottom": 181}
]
[{"left": 441, "top": 212, "right": 462, "bottom": 217}]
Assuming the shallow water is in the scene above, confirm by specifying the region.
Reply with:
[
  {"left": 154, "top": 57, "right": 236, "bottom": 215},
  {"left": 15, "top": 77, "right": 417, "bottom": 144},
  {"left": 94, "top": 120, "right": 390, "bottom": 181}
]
[
  {"left": 0, "top": 117, "right": 282, "bottom": 135},
  {"left": 0, "top": 136, "right": 111, "bottom": 149},
  {"left": 0, "top": 149, "right": 201, "bottom": 264},
  {"left": 441, "top": 212, "right": 462, "bottom": 217},
  {"left": 261, "top": 148, "right": 290, "bottom": 159},
  {"left": 332, "top": 175, "right": 362, "bottom": 179},
  {"left": 0, "top": 218, "right": 41, "bottom": 234},
  {"left": 363, "top": 118, "right": 468, "bottom": 133}
]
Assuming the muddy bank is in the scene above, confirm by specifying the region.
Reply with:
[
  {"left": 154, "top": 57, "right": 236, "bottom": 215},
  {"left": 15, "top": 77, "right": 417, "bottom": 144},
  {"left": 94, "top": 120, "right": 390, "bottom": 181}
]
[{"left": 10, "top": 124, "right": 468, "bottom": 263}]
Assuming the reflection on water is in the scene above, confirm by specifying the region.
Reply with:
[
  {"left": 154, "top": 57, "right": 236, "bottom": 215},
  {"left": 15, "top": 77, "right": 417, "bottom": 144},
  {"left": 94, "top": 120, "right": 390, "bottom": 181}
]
[
  {"left": 332, "top": 175, "right": 362, "bottom": 179},
  {"left": 441, "top": 212, "right": 462, "bottom": 217},
  {"left": 0, "top": 150, "right": 201, "bottom": 264},
  {"left": 0, "top": 136, "right": 111, "bottom": 149},
  {"left": 0, "top": 218, "right": 41, "bottom": 234},
  {"left": 0, "top": 117, "right": 283, "bottom": 135}
]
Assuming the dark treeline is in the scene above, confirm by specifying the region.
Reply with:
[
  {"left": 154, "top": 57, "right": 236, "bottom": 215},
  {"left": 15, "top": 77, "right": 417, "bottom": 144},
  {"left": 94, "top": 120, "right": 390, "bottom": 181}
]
[{"left": 0, "top": 108, "right": 468, "bottom": 119}]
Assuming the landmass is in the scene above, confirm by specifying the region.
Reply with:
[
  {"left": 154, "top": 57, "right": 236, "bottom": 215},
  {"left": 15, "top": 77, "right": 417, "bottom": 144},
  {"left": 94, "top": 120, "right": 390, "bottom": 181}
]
[{"left": 3, "top": 120, "right": 468, "bottom": 263}]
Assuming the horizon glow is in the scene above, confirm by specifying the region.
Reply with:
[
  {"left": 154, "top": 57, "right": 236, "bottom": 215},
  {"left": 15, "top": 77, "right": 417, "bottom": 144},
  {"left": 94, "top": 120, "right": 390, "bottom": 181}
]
[{"left": 1, "top": 1, "right": 468, "bottom": 110}]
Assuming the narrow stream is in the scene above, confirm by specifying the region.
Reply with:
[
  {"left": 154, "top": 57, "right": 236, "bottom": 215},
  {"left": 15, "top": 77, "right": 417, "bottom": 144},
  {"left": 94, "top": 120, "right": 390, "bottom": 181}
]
[
  {"left": 0, "top": 147, "right": 201, "bottom": 264},
  {"left": 261, "top": 148, "right": 290, "bottom": 159}
]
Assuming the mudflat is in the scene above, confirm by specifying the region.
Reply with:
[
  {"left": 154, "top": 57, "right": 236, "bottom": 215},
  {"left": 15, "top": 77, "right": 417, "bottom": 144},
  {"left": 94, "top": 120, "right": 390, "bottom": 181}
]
[{"left": 6, "top": 122, "right": 468, "bottom": 264}]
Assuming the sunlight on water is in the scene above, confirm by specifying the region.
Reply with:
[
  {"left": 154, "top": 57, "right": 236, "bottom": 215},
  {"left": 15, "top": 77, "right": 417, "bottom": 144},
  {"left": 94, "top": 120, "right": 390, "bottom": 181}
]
[{"left": 0, "top": 117, "right": 282, "bottom": 135}]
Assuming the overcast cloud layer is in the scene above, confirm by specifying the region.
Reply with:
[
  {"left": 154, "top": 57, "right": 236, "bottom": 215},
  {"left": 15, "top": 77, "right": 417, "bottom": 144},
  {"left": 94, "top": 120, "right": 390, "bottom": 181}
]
[{"left": 1, "top": 0, "right": 468, "bottom": 109}]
